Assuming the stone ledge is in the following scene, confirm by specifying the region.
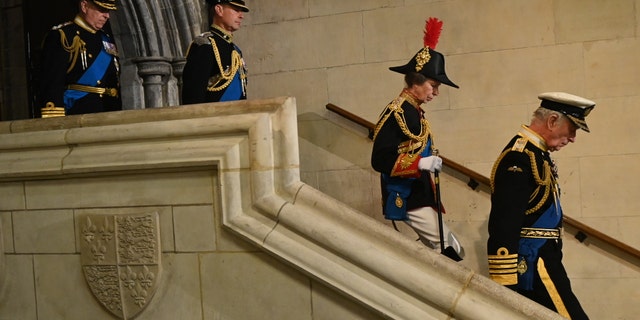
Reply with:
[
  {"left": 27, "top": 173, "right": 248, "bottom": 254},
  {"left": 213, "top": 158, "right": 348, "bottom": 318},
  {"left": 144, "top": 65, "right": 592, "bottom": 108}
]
[{"left": 0, "top": 97, "right": 563, "bottom": 319}]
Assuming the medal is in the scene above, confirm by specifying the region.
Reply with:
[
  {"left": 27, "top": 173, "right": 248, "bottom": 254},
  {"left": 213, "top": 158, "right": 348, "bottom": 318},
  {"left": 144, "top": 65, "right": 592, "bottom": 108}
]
[{"left": 103, "top": 40, "right": 118, "bottom": 56}]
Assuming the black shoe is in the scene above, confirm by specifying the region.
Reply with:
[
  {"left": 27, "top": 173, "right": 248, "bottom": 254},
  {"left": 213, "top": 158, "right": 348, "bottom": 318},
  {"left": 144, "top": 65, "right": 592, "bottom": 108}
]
[{"left": 442, "top": 246, "right": 463, "bottom": 262}]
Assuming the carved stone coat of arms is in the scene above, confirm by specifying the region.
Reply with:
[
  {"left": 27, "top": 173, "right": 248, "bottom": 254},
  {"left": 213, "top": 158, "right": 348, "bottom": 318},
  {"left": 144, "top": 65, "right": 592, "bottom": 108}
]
[{"left": 80, "top": 212, "right": 161, "bottom": 319}]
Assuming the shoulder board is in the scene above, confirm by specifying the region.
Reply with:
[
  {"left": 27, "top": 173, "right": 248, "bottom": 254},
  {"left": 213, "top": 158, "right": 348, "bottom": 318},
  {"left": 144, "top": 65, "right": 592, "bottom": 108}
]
[
  {"left": 191, "top": 32, "right": 213, "bottom": 46},
  {"left": 52, "top": 21, "right": 73, "bottom": 30},
  {"left": 388, "top": 97, "right": 405, "bottom": 112},
  {"left": 511, "top": 137, "right": 527, "bottom": 152}
]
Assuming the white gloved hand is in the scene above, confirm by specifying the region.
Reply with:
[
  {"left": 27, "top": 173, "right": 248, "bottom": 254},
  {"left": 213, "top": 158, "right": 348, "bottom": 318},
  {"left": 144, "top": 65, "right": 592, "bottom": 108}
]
[{"left": 418, "top": 155, "right": 443, "bottom": 172}]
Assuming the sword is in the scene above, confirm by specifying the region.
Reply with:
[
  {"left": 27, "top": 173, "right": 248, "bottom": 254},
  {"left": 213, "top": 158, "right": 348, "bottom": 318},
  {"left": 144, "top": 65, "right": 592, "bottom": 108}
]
[{"left": 433, "top": 149, "right": 445, "bottom": 254}]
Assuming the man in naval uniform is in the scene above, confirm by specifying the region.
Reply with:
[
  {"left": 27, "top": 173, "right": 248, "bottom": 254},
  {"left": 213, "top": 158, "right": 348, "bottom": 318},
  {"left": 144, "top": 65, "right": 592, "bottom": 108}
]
[
  {"left": 371, "top": 18, "right": 465, "bottom": 261},
  {"left": 181, "top": 0, "right": 249, "bottom": 104},
  {"left": 39, "top": 0, "right": 121, "bottom": 117},
  {"left": 487, "top": 92, "right": 594, "bottom": 319}
]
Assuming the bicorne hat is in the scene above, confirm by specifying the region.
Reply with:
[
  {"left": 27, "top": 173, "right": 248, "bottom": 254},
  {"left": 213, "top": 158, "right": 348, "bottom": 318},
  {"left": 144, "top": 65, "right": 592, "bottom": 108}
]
[
  {"left": 538, "top": 92, "right": 595, "bottom": 132},
  {"left": 389, "top": 17, "right": 458, "bottom": 89},
  {"left": 207, "top": 0, "right": 249, "bottom": 12}
]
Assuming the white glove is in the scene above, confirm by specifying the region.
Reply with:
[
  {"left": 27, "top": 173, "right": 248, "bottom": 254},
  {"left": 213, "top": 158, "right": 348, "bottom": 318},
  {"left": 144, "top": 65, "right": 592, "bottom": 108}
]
[{"left": 418, "top": 155, "right": 443, "bottom": 172}]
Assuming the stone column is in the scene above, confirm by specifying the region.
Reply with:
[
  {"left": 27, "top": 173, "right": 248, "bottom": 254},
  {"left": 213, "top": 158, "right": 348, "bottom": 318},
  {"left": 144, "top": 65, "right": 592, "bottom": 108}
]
[
  {"left": 172, "top": 57, "right": 186, "bottom": 106},
  {"left": 133, "top": 56, "right": 172, "bottom": 109}
]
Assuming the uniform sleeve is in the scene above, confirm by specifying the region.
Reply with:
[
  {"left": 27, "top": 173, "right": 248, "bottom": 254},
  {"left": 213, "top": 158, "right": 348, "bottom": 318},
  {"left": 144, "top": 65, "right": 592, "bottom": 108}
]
[
  {"left": 371, "top": 121, "right": 401, "bottom": 175},
  {"left": 38, "top": 29, "right": 69, "bottom": 108},
  {"left": 181, "top": 43, "right": 215, "bottom": 105},
  {"left": 487, "top": 150, "right": 533, "bottom": 288}
]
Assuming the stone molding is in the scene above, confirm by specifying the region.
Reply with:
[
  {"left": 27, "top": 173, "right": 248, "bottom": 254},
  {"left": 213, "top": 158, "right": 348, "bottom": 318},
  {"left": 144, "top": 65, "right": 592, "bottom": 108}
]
[{"left": 0, "top": 97, "right": 563, "bottom": 319}]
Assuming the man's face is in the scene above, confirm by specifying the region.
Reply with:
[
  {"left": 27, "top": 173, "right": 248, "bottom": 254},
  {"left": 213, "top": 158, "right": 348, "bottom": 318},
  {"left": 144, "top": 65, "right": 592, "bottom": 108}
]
[
  {"left": 215, "top": 4, "right": 245, "bottom": 32},
  {"left": 81, "top": 0, "right": 111, "bottom": 30},
  {"left": 546, "top": 116, "right": 578, "bottom": 152}
]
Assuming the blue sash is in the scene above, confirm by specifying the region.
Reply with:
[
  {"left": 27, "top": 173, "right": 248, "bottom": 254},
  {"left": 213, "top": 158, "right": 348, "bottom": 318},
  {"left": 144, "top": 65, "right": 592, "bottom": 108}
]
[
  {"left": 518, "top": 202, "right": 562, "bottom": 290},
  {"left": 382, "top": 138, "right": 432, "bottom": 220},
  {"left": 63, "top": 34, "right": 113, "bottom": 110},
  {"left": 219, "top": 44, "right": 245, "bottom": 102},
  {"left": 219, "top": 72, "right": 243, "bottom": 101}
]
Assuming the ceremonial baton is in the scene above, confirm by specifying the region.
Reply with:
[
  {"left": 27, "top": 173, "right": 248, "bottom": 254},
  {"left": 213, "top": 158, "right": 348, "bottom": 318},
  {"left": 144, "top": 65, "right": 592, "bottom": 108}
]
[{"left": 433, "top": 149, "right": 445, "bottom": 254}]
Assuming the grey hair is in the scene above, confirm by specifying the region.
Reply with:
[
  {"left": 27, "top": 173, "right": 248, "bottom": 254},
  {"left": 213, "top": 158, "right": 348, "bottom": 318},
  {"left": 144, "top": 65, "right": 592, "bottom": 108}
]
[{"left": 532, "top": 107, "right": 569, "bottom": 125}]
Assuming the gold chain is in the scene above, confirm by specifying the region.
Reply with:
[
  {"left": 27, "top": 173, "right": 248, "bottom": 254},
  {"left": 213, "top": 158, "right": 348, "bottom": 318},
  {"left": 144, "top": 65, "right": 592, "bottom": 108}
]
[
  {"left": 207, "top": 37, "right": 245, "bottom": 92},
  {"left": 524, "top": 149, "right": 553, "bottom": 214}
]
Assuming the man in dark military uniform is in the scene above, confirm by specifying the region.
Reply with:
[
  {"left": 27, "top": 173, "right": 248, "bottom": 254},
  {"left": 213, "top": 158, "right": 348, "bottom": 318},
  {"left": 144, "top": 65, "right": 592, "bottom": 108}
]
[
  {"left": 181, "top": 0, "right": 249, "bottom": 104},
  {"left": 487, "top": 92, "right": 594, "bottom": 319},
  {"left": 371, "top": 18, "right": 464, "bottom": 261},
  {"left": 39, "top": 0, "right": 121, "bottom": 117}
]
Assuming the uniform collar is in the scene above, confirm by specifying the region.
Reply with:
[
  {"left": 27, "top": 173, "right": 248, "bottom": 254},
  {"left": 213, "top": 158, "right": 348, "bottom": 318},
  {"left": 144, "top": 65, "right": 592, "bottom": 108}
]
[
  {"left": 74, "top": 15, "right": 98, "bottom": 34},
  {"left": 518, "top": 125, "right": 548, "bottom": 152},
  {"left": 399, "top": 89, "right": 422, "bottom": 110},
  {"left": 211, "top": 24, "right": 233, "bottom": 42}
]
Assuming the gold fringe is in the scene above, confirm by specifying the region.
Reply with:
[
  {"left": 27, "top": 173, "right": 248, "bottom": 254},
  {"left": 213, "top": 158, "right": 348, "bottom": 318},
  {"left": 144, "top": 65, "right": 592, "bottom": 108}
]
[{"left": 58, "top": 29, "right": 86, "bottom": 73}]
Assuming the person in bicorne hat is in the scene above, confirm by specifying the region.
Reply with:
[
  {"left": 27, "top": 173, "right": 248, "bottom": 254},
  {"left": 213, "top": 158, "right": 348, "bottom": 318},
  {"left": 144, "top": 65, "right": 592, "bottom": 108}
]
[
  {"left": 182, "top": 0, "right": 249, "bottom": 105},
  {"left": 38, "top": 0, "right": 121, "bottom": 117},
  {"left": 487, "top": 92, "right": 594, "bottom": 319},
  {"left": 371, "top": 17, "right": 465, "bottom": 261}
]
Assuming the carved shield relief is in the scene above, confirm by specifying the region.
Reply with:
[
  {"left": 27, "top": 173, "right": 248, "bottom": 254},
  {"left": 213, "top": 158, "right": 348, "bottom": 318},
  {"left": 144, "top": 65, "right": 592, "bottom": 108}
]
[{"left": 80, "top": 212, "right": 161, "bottom": 319}]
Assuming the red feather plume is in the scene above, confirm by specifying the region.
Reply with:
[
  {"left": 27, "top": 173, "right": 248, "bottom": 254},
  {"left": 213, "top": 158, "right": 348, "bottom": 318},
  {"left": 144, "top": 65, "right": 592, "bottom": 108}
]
[{"left": 423, "top": 17, "right": 443, "bottom": 49}]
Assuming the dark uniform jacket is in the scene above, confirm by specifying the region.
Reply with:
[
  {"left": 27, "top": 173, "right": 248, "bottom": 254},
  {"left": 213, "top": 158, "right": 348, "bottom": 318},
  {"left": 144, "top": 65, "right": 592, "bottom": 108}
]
[
  {"left": 39, "top": 15, "right": 121, "bottom": 115},
  {"left": 487, "top": 125, "right": 588, "bottom": 319},
  {"left": 371, "top": 90, "right": 437, "bottom": 219},
  {"left": 182, "top": 26, "right": 247, "bottom": 104}
]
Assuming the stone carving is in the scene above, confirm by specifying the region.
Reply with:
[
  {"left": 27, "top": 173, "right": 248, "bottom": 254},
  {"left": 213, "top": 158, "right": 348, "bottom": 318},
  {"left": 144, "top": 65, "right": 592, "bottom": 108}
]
[{"left": 80, "top": 212, "right": 161, "bottom": 319}]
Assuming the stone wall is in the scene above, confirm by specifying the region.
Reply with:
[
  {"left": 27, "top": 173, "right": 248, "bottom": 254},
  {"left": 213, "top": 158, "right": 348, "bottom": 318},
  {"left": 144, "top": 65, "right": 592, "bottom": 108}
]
[
  {"left": 237, "top": 1, "right": 640, "bottom": 319},
  {"left": 1, "top": 0, "right": 639, "bottom": 318},
  {"left": 0, "top": 98, "right": 383, "bottom": 319},
  {"left": 0, "top": 98, "right": 564, "bottom": 320}
]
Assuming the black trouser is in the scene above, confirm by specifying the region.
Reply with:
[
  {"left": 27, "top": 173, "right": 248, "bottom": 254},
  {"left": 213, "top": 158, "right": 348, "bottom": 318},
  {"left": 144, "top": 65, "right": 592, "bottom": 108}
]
[{"left": 519, "top": 240, "right": 589, "bottom": 320}]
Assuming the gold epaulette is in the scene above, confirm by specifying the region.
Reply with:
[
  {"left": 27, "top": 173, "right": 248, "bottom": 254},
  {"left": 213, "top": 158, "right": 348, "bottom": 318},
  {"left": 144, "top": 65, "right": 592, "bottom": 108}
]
[
  {"left": 192, "top": 32, "right": 213, "bottom": 46},
  {"left": 371, "top": 102, "right": 398, "bottom": 141},
  {"left": 488, "top": 247, "right": 519, "bottom": 286}
]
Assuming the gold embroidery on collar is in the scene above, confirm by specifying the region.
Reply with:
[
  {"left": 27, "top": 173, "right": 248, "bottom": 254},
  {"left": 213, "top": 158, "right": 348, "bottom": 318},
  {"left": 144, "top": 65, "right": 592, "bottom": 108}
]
[
  {"left": 211, "top": 24, "right": 233, "bottom": 42},
  {"left": 518, "top": 125, "right": 547, "bottom": 151},
  {"left": 74, "top": 15, "right": 97, "bottom": 34}
]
